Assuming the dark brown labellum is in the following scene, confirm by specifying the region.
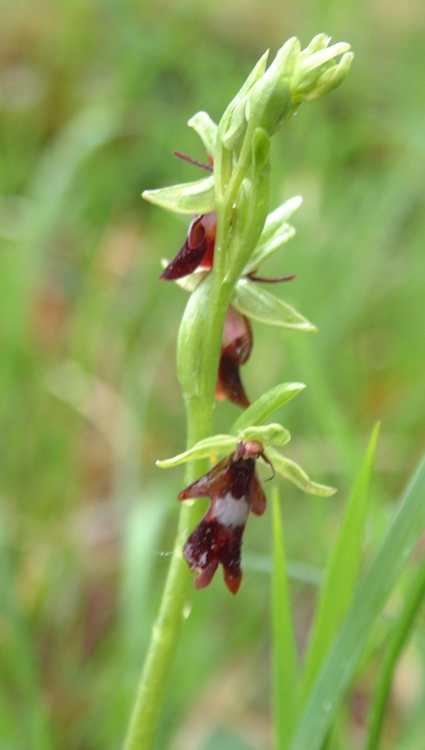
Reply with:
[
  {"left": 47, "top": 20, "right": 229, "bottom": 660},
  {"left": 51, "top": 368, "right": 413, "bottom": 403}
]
[
  {"left": 215, "top": 306, "right": 252, "bottom": 409},
  {"left": 160, "top": 212, "right": 216, "bottom": 280},
  {"left": 178, "top": 441, "right": 272, "bottom": 594}
]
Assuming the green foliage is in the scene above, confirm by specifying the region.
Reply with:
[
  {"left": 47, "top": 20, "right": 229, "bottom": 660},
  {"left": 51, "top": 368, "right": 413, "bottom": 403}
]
[
  {"left": 1, "top": 2, "right": 425, "bottom": 750},
  {"left": 301, "top": 423, "right": 380, "bottom": 696}
]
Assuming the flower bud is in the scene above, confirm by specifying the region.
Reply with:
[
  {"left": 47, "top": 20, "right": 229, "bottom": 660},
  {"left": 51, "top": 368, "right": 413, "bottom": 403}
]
[
  {"left": 291, "top": 40, "right": 353, "bottom": 105},
  {"left": 245, "top": 37, "right": 299, "bottom": 135}
]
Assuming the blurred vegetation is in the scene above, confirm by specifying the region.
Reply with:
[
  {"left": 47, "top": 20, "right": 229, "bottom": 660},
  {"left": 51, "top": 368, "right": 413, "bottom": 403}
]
[{"left": 1, "top": 0, "right": 425, "bottom": 749}]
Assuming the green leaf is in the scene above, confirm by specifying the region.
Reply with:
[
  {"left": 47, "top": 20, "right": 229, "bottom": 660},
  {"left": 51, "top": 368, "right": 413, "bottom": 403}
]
[
  {"left": 231, "top": 382, "right": 306, "bottom": 434},
  {"left": 201, "top": 726, "right": 256, "bottom": 750},
  {"left": 267, "top": 448, "right": 336, "bottom": 496},
  {"left": 239, "top": 422, "right": 291, "bottom": 447},
  {"left": 271, "top": 488, "right": 300, "bottom": 750},
  {"left": 188, "top": 111, "right": 218, "bottom": 156},
  {"left": 142, "top": 175, "right": 215, "bottom": 214},
  {"left": 288, "top": 451, "right": 425, "bottom": 750},
  {"left": 243, "top": 553, "right": 322, "bottom": 585},
  {"left": 156, "top": 435, "right": 237, "bottom": 468},
  {"left": 232, "top": 278, "right": 317, "bottom": 331},
  {"left": 301, "top": 423, "right": 380, "bottom": 698},
  {"left": 365, "top": 552, "right": 425, "bottom": 750},
  {"left": 0, "top": 505, "right": 54, "bottom": 748}
]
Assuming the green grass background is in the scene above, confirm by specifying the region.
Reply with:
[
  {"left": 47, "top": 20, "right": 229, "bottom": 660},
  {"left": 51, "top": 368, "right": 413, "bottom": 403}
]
[{"left": 1, "top": 1, "right": 425, "bottom": 748}]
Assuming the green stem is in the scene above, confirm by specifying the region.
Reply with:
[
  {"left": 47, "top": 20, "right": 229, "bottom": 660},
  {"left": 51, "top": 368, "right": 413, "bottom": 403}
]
[
  {"left": 122, "top": 398, "right": 213, "bottom": 750},
  {"left": 122, "top": 102, "right": 268, "bottom": 750},
  {"left": 122, "top": 212, "right": 235, "bottom": 750}
]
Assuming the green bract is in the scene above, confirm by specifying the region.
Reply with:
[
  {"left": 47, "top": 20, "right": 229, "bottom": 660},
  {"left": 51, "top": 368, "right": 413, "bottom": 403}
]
[{"left": 243, "top": 195, "right": 302, "bottom": 273}]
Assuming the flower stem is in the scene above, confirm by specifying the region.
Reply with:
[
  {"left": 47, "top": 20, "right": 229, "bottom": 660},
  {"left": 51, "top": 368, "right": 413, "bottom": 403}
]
[
  {"left": 121, "top": 398, "right": 213, "bottom": 750},
  {"left": 122, "top": 129, "right": 261, "bottom": 750},
  {"left": 122, "top": 279, "right": 231, "bottom": 750}
]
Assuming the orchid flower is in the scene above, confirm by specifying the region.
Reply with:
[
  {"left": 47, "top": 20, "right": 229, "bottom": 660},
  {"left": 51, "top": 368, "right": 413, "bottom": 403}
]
[{"left": 178, "top": 440, "right": 273, "bottom": 593}]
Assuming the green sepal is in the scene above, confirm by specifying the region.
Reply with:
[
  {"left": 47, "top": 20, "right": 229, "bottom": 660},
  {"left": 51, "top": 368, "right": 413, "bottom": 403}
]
[
  {"left": 157, "top": 423, "right": 290, "bottom": 469},
  {"left": 244, "top": 224, "right": 296, "bottom": 273},
  {"left": 244, "top": 195, "right": 302, "bottom": 273},
  {"left": 258, "top": 195, "right": 303, "bottom": 242},
  {"left": 231, "top": 278, "right": 317, "bottom": 332},
  {"left": 142, "top": 175, "right": 215, "bottom": 215},
  {"left": 156, "top": 435, "right": 238, "bottom": 468},
  {"left": 231, "top": 382, "right": 306, "bottom": 434},
  {"left": 267, "top": 447, "right": 337, "bottom": 496},
  {"left": 239, "top": 423, "right": 291, "bottom": 447},
  {"left": 188, "top": 112, "right": 218, "bottom": 156}
]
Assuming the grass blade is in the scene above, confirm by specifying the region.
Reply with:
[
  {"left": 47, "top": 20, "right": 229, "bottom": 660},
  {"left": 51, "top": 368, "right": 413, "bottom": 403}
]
[
  {"left": 288, "top": 451, "right": 425, "bottom": 750},
  {"left": 271, "top": 488, "right": 299, "bottom": 750},
  {"left": 364, "top": 552, "right": 425, "bottom": 750},
  {"left": 0, "top": 507, "right": 54, "bottom": 749},
  {"left": 302, "top": 423, "right": 380, "bottom": 697}
]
